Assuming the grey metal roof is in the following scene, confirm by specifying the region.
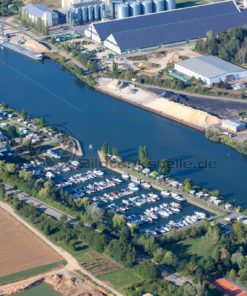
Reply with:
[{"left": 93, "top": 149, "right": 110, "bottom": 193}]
[
  {"left": 22, "top": 4, "right": 52, "bottom": 18},
  {"left": 93, "top": 0, "right": 239, "bottom": 41},
  {"left": 176, "top": 56, "right": 246, "bottom": 79}
]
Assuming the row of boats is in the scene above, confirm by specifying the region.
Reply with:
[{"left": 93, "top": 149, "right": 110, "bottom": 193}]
[
  {"left": 145, "top": 212, "right": 207, "bottom": 236},
  {"left": 55, "top": 169, "right": 104, "bottom": 189},
  {"left": 44, "top": 160, "right": 81, "bottom": 174},
  {"left": 71, "top": 177, "right": 123, "bottom": 199},
  {"left": 122, "top": 174, "right": 152, "bottom": 190}
]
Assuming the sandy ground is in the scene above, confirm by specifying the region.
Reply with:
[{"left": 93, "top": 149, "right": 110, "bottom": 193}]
[
  {"left": 125, "top": 46, "right": 201, "bottom": 73},
  {"left": 0, "top": 208, "right": 61, "bottom": 277},
  {"left": 97, "top": 78, "right": 221, "bottom": 129}
]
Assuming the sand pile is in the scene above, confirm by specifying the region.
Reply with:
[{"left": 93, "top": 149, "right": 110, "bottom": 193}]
[
  {"left": 145, "top": 98, "right": 221, "bottom": 127},
  {"left": 24, "top": 40, "right": 50, "bottom": 53},
  {"left": 107, "top": 79, "right": 138, "bottom": 94}
]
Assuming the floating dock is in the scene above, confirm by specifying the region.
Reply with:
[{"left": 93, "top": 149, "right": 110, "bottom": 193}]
[{"left": 0, "top": 39, "right": 43, "bottom": 61}]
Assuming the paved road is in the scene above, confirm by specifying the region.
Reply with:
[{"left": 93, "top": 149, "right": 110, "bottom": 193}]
[
  {"left": 0, "top": 201, "right": 122, "bottom": 296},
  {"left": 4, "top": 184, "right": 78, "bottom": 225}
]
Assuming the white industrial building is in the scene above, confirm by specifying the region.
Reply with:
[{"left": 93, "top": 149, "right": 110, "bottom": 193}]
[
  {"left": 174, "top": 56, "right": 247, "bottom": 85},
  {"left": 21, "top": 4, "right": 59, "bottom": 26},
  {"left": 221, "top": 119, "right": 246, "bottom": 132}
]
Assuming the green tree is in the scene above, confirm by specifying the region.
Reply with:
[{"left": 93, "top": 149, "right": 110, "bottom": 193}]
[
  {"left": 112, "top": 147, "right": 119, "bottom": 156},
  {"left": 138, "top": 145, "right": 149, "bottom": 168},
  {"left": 158, "top": 158, "right": 170, "bottom": 175},
  {"left": 86, "top": 204, "right": 103, "bottom": 222},
  {"left": 22, "top": 109, "right": 27, "bottom": 120},
  {"left": 113, "top": 213, "right": 126, "bottom": 228},
  {"left": 136, "top": 260, "right": 158, "bottom": 281},
  {"left": 102, "top": 141, "right": 110, "bottom": 155},
  {"left": 184, "top": 178, "right": 193, "bottom": 192},
  {"left": 163, "top": 251, "right": 178, "bottom": 268},
  {"left": 6, "top": 125, "right": 18, "bottom": 138},
  {"left": 0, "top": 183, "right": 5, "bottom": 198}
]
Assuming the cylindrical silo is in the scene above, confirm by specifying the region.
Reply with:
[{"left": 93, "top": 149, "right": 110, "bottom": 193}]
[
  {"left": 93, "top": 4, "right": 99, "bottom": 20},
  {"left": 141, "top": 0, "right": 153, "bottom": 14},
  {"left": 116, "top": 3, "right": 129, "bottom": 19},
  {"left": 87, "top": 5, "right": 93, "bottom": 22},
  {"left": 81, "top": 6, "right": 87, "bottom": 23},
  {"left": 153, "top": 0, "right": 164, "bottom": 12},
  {"left": 99, "top": 3, "right": 105, "bottom": 19},
  {"left": 165, "top": 0, "right": 175, "bottom": 10},
  {"left": 129, "top": 1, "right": 141, "bottom": 16}
]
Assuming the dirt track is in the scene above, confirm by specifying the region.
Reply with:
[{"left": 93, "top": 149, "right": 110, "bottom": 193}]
[{"left": 0, "top": 202, "right": 122, "bottom": 296}]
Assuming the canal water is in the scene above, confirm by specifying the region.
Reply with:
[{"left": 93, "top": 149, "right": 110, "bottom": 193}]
[
  {"left": 15, "top": 283, "right": 60, "bottom": 296},
  {"left": 0, "top": 49, "right": 246, "bottom": 205}
]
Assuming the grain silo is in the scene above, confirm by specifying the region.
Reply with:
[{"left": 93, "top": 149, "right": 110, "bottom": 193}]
[
  {"left": 81, "top": 6, "right": 88, "bottom": 23},
  {"left": 153, "top": 0, "right": 164, "bottom": 12},
  {"left": 129, "top": 1, "right": 141, "bottom": 16},
  {"left": 87, "top": 5, "right": 93, "bottom": 21},
  {"left": 99, "top": 3, "right": 105, "bottom": 19},
  {"left": 141, "top": 0, "right": 153, "bottom": 14},
  {"left": 116, "top": 3, "right": 129, "bottom": 19},
  {"left": 165, "top": 0, "right": 175, "bottom": 10},
  {"left": 93, "top": 4, "right": 99, "bottom": 20}
]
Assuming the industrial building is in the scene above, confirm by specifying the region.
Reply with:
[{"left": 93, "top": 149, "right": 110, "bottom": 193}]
[
  {"left": 65, "top": 0, "right": 175, "bottom": 25},
  {"left": 174, "top": 55, "right": 247, "bottom": 85},
  {"left": 21, "top": 4, "right": 59, "bottom": 26},
  {"left": 84, "top": 0, "right": 247, "bottom": 54},
  {"left": 222, "top": 119, "right": 246, "bottom": 132}
]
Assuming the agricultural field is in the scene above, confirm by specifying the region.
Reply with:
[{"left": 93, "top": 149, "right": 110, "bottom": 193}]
[
  {"left": 0, "top": 209, "right": 61, "bottom": 279},
  {"left": 22, "top": 0, "right": 61, "bottom": 9}
]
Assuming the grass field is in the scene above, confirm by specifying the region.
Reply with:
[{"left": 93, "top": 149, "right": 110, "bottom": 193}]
[
  {"left": 22, "top": 0, "right": 61, "bottom": 9},
  {"left": 0, "top": 261, "right": 65, "bottom": 285},
  {"left": 167, "top": 237, "right": 215, "bottom": 260},
  {"left": 98, "top": 269, "right": 142, "bottom": 292},
  {"left": 0, "top": 209, "right": 61, "bottom": 278}
]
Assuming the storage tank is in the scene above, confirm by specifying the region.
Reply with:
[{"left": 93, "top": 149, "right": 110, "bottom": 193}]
[
  {"left": 81, "top": 6, "right": 87, "bottom": 23},
  {"left": 129, "top": 1, "right": 141, "bottom": 16},
  {"left": 165, "top": 0, "right": 175, "bottom": 10},
  {"left": 99, "top": 3, "right": 105, "bottom": 19},
  {"left": 93, "top": 4, "right": 99, "bottom": 20},
  {"left": 141, "top": 0, "right": 153, "bottom": 14},
  {"left": 153, "top": 0, "right": 164, "bottom": 12},
  {"left": 116, "top": 3, "right": 129, "bottom": 19},
  {"left": 87, "top": 5, "right": 93, "bottom": 22}
]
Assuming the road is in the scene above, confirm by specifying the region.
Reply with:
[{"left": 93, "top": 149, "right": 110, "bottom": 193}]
[
  {"left": 4, "top": 184, "right": 78, "bottom": 225},
  {"left": 0, "top": 201, "right": 122, "bottom": 296}
]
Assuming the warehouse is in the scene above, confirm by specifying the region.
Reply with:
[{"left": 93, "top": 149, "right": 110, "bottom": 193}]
[
  {"left": 84, "top": 0, "right": 247, "bottom": 54},
  {"left": 21, "top": 4, "right": 59, "bottom": 26},
  {"left": 174, "top": 55, "right": 247, "bottom": 85},
  {"left": 222, "top": 119, "right": 246, "bottom": 132}
]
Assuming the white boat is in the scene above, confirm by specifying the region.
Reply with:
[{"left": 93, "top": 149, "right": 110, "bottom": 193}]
[
  {"left": 131, "top": 177, "right": 141, "bottom": 185},
  {"left": 122, "top": 173, "right": 130, "bottom": 180},
  {"left": 161, "top": 190, "right": 170, "bottom": 197},
  {"left": 128, "top": 182, "right": 139, "bottom": 191},
  {"left": 142, "top": 182, "right": 151, "bottom": 189}
]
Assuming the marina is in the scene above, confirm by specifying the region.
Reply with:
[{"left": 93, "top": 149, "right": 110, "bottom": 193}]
[{"left": 1, "top": 48, "right": 246, "bottom": 209}]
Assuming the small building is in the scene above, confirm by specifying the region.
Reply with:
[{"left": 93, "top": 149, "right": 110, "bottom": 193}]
[
  {"left": 222, "top": 119, "right": 246, "bottom": 132},
  {"left": 174, "top": 55, "right": 247, "bottom": 85},
  {"left": 21, "top": 4, "right": 59, "bottom": 27}
]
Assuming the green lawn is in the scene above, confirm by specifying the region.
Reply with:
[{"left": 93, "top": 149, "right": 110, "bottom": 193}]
[
  {"left": 167, "top": 237, "right": 215, "bottom": 260},
  {"left": 98, "top": 269, "right": 142, "bottom": 292},
  {"left": 0, "top": 261, "right": 65, "bottom": 285}
]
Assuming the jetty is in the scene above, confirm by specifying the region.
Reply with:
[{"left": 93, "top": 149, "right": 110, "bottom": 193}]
[
  {"left": 97, "top": 150, "right": 223, "bottom": 216},
  {"left": 0, "top": 39, "right": 43, "bottom": 61}
]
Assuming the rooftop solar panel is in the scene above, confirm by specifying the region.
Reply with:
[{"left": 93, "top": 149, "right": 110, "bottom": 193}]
[{"left": 93, "top": 0, "right": 239, "bottom": 41}]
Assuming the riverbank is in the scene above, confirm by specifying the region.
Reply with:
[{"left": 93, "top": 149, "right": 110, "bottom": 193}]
[
  {"left": 97, "top": 151, "right": 224, "bottom": 216},
  {"left": 95, "top": 78, "right": 221, "bottom": 132}
]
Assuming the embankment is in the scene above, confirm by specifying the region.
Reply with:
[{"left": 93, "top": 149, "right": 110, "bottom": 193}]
[{"left": 95, "top": 78, "right": 221, "bottom": 132}]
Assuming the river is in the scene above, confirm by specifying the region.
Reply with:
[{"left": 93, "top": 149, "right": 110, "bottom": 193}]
[{"left": 0, "top": 49, "right": 246, "bottom": 205}]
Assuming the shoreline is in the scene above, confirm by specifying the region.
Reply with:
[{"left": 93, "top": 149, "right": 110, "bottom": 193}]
[{"left": 95, "top": 84, "right": 206, "bottom": 132}]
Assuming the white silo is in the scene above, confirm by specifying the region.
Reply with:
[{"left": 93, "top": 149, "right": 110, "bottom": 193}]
[
  {"left": 99, "top": 3, "right": 105, "bottom": 19},
  {"left": 165, "top": 0, "right": 175, "bottom": 10},
  {"left": 81, "top": 6, "right": 88, "bottom": 23},
  {"left": 93, "top": 4, "right": 99, "bottom": 20},
  {"left": 87, "top": 5, "right": 93, "bottom": 21},
  {"left": 153, "top": 0, "right": 164, "bottom": 12},
  {"left": 141, "top": 0, "right": 153, "bottom": 14},
  {"left": 116, "top": 3, "right": 129, "bottom": 19},
  {"left": 129, "top": 1, "right": 141, "bottom": 16}
]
